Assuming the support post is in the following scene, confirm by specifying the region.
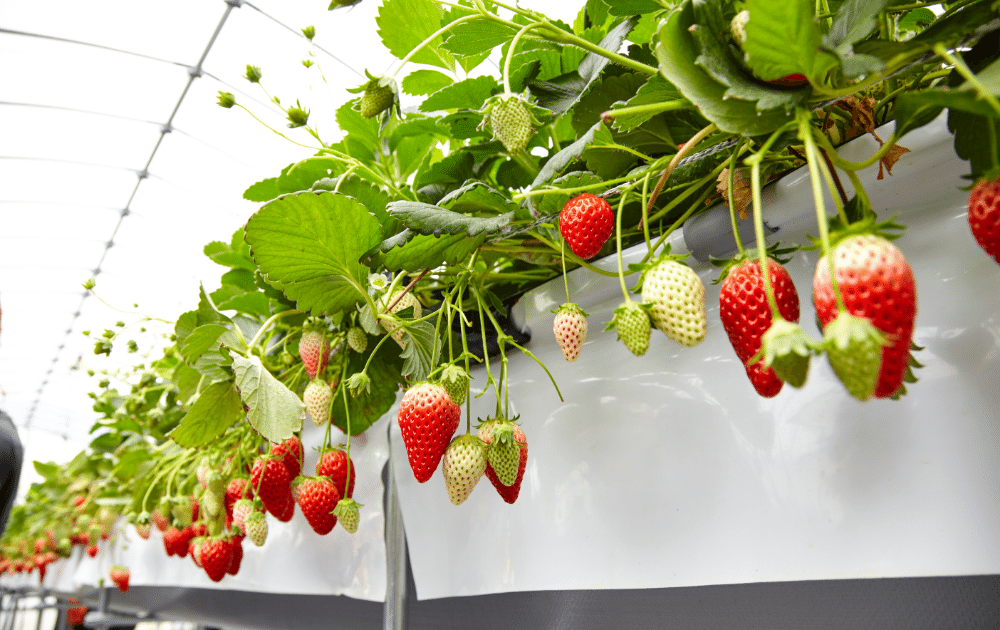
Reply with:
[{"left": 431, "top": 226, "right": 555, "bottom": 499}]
[{"left": 383, "top": 461, "right": 408, "bottom": 630}]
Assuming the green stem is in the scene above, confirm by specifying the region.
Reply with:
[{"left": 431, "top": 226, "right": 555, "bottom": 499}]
[
  {"left": 506, "top": 339, "right": 563, "bottom": 402},
  {"left": 473, "top": 288, "right": 501, "bottom": 402},
  {"left": 529, "top": 231, "right": 621, "bottom": 277},
  {"left": 601, "top": 100, "right": 693, "bottom": 121},
  {"left": 561, "top": 238, "right": 571, "bottom": 303},
  {"left": 933, "top": 43, "right": 1000, "bottom": 117},
  {"left": 645, "top": 124, "right": 718, "bottom": 220},
  {"left": 615, "top": 194, "right": 630, "bottom": 302},
  {"left": 504, "top": 22, "right": 545, "bottom": 94},
  {"left": 535, "top": 24, "right": 658, "bottom": 76},
  {"left": 727, "top": 138, "right": 747, "bottom": 255},
  {"left": 236, "top": 104, "right": 324, "bottom": 151},
  {"left": 341, "top": 382, "right": 352, "bottom": 498},
  {"left": 246, "top": 310, "right": 299, "bottom": 354},
  {"left": 513, "top": 151, "right": 540, "bottom": 177},
  {"left": 641, "top": 170, "right": 652, "bottom": 251},
  {"left": 826, "top": 133, "right": 900, "bottom": 172},
  {"left": 390, "top": 15, "right": 478, "bottom": 79}
]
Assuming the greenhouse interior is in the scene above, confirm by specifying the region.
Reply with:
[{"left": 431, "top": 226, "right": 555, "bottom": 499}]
[{"left": 0, "top": 0, "right": 998, "bottom": 628}]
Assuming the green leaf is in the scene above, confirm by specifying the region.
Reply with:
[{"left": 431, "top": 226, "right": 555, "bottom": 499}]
[
  {"left": 414, "top": 150, "right": 476, "bottom": 189},
  {"left": 220, "top": 268, "right": 258, "bottom": 292},
  {"left": 402, "top": 69, "right": 455, "bottom": 96},
  {"left": 314, "top": 176, "right": 392, "bottom": 225},
  {"left": 113, "top": 448, "right": 153, "bottom": 481},
  {"left": 168, "top": 380, "right": 244, "bottom": 448},
  {"left": 611, "top": 74, "right": 684, "bottom": 131},
  {"left": 691, "top": 0, "right": 810, "bottom": 112},
  {"left": 823, "top": 0, "right": 890, "bottom": 52},
  {"left": 419, "top": 75, "right": 499, "bottom": 112},
  {"left": 331, "top": 349, "right": 404, "bottom": 435},
  {"left": 244, "top": 177, "right": 280, "bottom": 202},
  {"left": 603, "top": 0, "right": 663, "bottom": 16},
  {"left": 742, "top": 0, "right": 821, "bottom": 81},
  {"left": 244, "top": 192, "right": 382, "bottom": 315},
  {"left": 897, "top": 7, "right": 936, "bottom": 33},
  {"left": 438, "top": 181, "right": 521, "bottom": 215},
  {"left": 358, "top": 303, "right": 381, "bottom": 335},
  {"left": 336, "top": 101, "right": 381, "bottom": 156},
  {"left": 377, "top": 0, "right": 455, "bottom": 70},
  {"left": 204, "top": 237, "right": 255, "bottom": 271},
  {"left": 389, "top": 201, "right": 514, "bottom": 236},
  {"left": 527, "top": 121, "right": 604, "bottom": 193},
  {"left": 949, "top": 109, "right": 1000, "bottom": 182},
  {"left": 33, "top": 461, "right": 59, "bottom": 480},
  {"left": 383, "top": 232, "right": 487, "bottom": 271},
  {"left": 655, "top": 3, "right": 795, "bottom": 135},
  {"left": 231, "top": 354, "right": 304, "bottom": 443},
  {"left": 441, "top": 17, "right": 517, "bottom": 56},
  {"left": 174, "top": 363, "right": 201, "bottom": 403},
  {"left": 399, "top": 320, "right": 440, "bottom": 382},
  {"left": 278, "top": 158, "right": 344, "bottom": 194},
  {"left": 216, "top": 291, "right": 272, "bottom": 318},
  {"left": 180, "top": 324, "right": 244, "bottom": 363},
  {"left": 175, "top": 310, "right": 198, "bottom": 348},
  {"left": 910, "top": 0, "right": 1000, "bottom": 51}
]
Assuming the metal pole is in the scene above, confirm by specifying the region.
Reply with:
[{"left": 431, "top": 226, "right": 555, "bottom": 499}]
[{"left": 382, "top": 462, "right": 408, "bottom": 630}]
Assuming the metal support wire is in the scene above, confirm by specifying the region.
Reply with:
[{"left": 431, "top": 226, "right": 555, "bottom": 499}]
[
  {"left": 23, "top": 1, "right": 240, "bottom": 429},
  {"left": 383, "top": 445, "right": 408, "bottom": 630}
]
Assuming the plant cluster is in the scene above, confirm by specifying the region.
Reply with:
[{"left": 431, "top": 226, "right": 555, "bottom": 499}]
[{"left": 2, "top": 0, "right": 998, "bottom": 587}]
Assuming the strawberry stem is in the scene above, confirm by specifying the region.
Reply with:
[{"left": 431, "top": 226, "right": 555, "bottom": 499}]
[
  {"left": 341, "top": 382, "right": 352, "bottom": 496},
  {"left": 503, "top": 22, "right": 545, "bottom": 95},
  {"left": 933, "top": 43, "right": 1000, "bottom": 117},
  {"left": 726, "top": 137, "right": 747, "bottom": 256},
  {"left": 641, "top": 170, "right": 653, "bottom": 251},
  {"left": 747, "top": 125, "right": 794, "bottom": 318},
  {"left": 561, "top": 238, "right": 571, "bottom": 303},
  {"left": 389, "top": 14, "right": 478, "bottom": 80},
  {"left": 615, "top": 194, "right": 631, "bottom": 302},
  {"left": 645, "top": 124, "right": 717, "bottom": 225}
]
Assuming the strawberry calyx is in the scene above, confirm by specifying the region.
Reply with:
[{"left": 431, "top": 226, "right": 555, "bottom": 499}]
[
  {"left": 810, "top": 195, "right": 906, "bottom": 250},
  {"left": 710, "top": 244, "right": 797, "bottom": 284},
  {"left": 551, "top": 302, "right": 589, "bottom": 318},
  {"left": 603, "top": 299, "right": 652, "bottom": 331},
  {"left": 627, "top": 246, "right": 691, "bottom": 293},
  {"left": 750, "top": 319, "right": 821, "bottom": 389}
]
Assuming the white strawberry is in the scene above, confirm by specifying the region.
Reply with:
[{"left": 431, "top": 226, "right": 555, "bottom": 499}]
[
  {"left": 442, "top": 435, "right": 487, "bottom": 505},
  {"left": 379, "top": 290, "right": 422, "bottom": 349},
  {"left": 333, "top": 499, "right": 361, "bottom": 534},
  {"left": 346, "top": 327, "right": 367, "bottom": 353},
  {"left": 552, "top": 302, "right": 588, "bottom": 362},
  {"left": 303, "top": 379, "right": 332, "bottom": 426},
  {"left": 243, "top": 511, "right": 268, "bottom": 547},
  {"left": 638, "top": 256, "right": 706, "bottom": 347}
]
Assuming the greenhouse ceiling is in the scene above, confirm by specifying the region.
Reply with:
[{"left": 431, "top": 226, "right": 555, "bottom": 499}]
[{"left": 0, "top": 0, "right": 574, "bottom": 464}]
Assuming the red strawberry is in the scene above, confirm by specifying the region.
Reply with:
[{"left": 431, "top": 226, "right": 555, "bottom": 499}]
[
  {"left": 108, "top": 565, "right": 130, "bottom": 593},
  {"left": 227, "top": 537, "right": 243, "bottom": 576},
  {"left": 478, "top": 420, "right": 528, "bottom": 504},
  {"left": 251, "top": 456, "right": 293, "bottom": 517},
  {"left": 67, "top": 604, "right": 87, "bottom": 626},
  {"left": 271, "top": 437, "right": 304, "bottom": 478},
  {"left": 814, "top": 233, "right": 917, "bottom": 398},
  {"left": 968, "top": 176, "right": 1000, "bottom": 265},
  {"left": 134, "top": 523, "right": 151, "bottom": 540},
  {"left": 274, "top": 492, "right": 296, "bottom": 522},
  {"left": 151, "top": 509, "right": 169, "bottom": 532},
  {"left": 317, "top": 449, "right": 355, "bottom": 499},
  {"left": 189, "top": 538, "right": 203, "bottom": 566},
  {"left": 397, "top": 383, "right": 461, "bottom": 483},
  {"left": 298, "top": 477, "right": 342, "bottom": 535},
  {"left": 719, "top": 258, "right": 801, "bottom": 397},
  {"left": 86, "top": 545, "right": 98, "bottom": 558},
  {"left": 224, "top": 478, "right": 251, "bottom": 518},
  {"left": 199, "top": 538, "right": 233, "bottom": 583},
  {"left": 552, "top": 303, "right": 588, "bottom": 362},
  {"left": 72, "top": 495, "right": 86, "bottom": 508},
  {"left": 299, "top": 330, "right": 331, "bottom": 379},
  {"left": 559, "top": 193, "right": 614, "bottom": 260}
]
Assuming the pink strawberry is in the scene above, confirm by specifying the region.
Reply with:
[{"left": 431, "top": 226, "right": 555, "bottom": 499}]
[
  {"left": 304, "top": 379, "right": 332, "bottom": 426},
  {"left": 299, "top": 330, "right": 331, "bottom": 379},
  {"left": 478, "top": 420, "right": 528, "bottom": 504},
  {"left": 552, "top": 303, "right": 588, "bottom": 362},
  {"left": 397, "top": 383, "right": 461, "bottom": 483},
  {"left": 442, "top": 435, "right": 487, "bottom": 505}
]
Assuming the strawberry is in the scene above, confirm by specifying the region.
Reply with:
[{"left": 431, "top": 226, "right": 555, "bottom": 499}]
[
  {"left": 291, "top": 475, "right": 305, "bottom": 503},
  {"left": 968, "top": 176, "right": 1000, "bottom": 265},
  {"left": 86, "top": 545, "right": 98, "bottom": 558},
  {"left": 333, "top": 499, "right": 361, "bottom": 533},
  {"left": 638, "top": 256, "right": 706, "bottom": 347},
  {"left": 397, "top": 383, "right": 462, "bottom": 482},
  {"left": 271, "top": 437, "right": 305, "bottom": 478},
  {"left": 134, "top": 523, "right": 151, "bottom": 541},
  {"left": 251, "top": 456, "right": 293, "bottom": 518},
  {"left": 484, "top": 421, "right": 521, "bottom": 487},
  {"left": 813, "top": 233, "right": 917, "bottom": 398},
  {"left": 304, "top": 379, "right": 332, "bottom": 426},
  {"left": 231, "top": 499, "right": 254, "bottom": 531},
  {"left": 606, "top": 299, "right": 651, "bottom": 356},
  {"left": 274, "top": 492, "right": 296, "bottom": 523},
  {"left": 224, "top": 478, "right": 251, "bottom": 518},
  {"left": 243, "top": 511, "right": 268, "bottom": 547},
  {"left": 379, "top": 290, "right": 422, "bottom": 349},
  {"left": 719, "top": 257, "right": 801, "bottom": 397},
  {"left": 189, "top": 538, "right": 204, "bottom": 567},
  {"left": 299, "top": 330, "right": 331, "bottom": 379},
  {"left": 199, "top": 537, "right": 233, "bottom": 583},
  {"left": 108, "top": 565, "right": 130, "bottom": 593},
  {"left": 359, "top": 82, "right": 395, "bottom": 118},
  {"left": 442, "top": 435, "right": 487, "bottom": 505},
  {"left": 437, "top": 364, "right": 470, "bottom": 405},
  {"left": 151, "top": 509, "right": 169, "bottom": 532},
  {"left": 347, "top": 327, "right": 368, "bottom": 353},
  {"left": 227, "top": 537, "right": 243, "bottom": 576},
  {"left": 822, "top": 312, "right": 886, "bottom": 400},
  {"left": 67, "top": 604, "right": 87, "bottom": 626},
  {"left": 486, "top": 94, "right": 536, "bottom": 155},
  {"left": 559, "top": 193, "right": 614, "bottom": 260},
  {"left": 298, "top": 477, "right": 342, "bottom": 535},
  {"left": 478, "top": 420, "right": 528, "bottom": 504},
  {"left": 72, "top": 495, "right": 86, "bottom": 508},
  {"left": 317, "top": 449, "right": 356, "bottom": 499},
  {"left": 552, "top": 303, "right": 588, "bottom": 362}
]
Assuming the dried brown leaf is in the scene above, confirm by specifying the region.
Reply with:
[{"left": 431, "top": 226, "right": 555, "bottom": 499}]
[
  {"left": 717, "top": 167, "right": 753, "bottom": 220},
  {"left": 877, "top": 144, "right": 911, "bottom": 179}
]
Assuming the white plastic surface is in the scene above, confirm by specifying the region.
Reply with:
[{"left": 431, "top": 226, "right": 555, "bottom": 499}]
[
  {"left": 4, "top": 416, "right": 389, "bottom": 601},
  {"left": 392, "top": 115, "right": 1000, "bottom": 599}
]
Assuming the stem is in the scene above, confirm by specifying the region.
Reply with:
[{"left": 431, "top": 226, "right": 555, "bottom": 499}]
[
  {"left": 827, "top": 133, "right": 902, "bottom": 172},
  {"left": 235, "top": 104, "right": 324, "bottom": 151},
  {"left": 341, "top": 382, "right": 352, "bottom": 497},
  {"left": 727, "top": 138, "right": 747, "bottom": 255},
  {"left": 246, "top": 310, "right": 299, "bottom": 354},
  {"left": 645, "top": 124, "right": 717, "bottom": 220},
  {"left": 615, "top": 194, "right": 630, "bottom": 301},
  {"left": 933, "top": 43, "right": 1000, "bottom": 117},
  {"left": 798, "top": 110, "right": 847, "bottom": 312},
  {"left": 748, "top": 157, "right": 780, "bottom": 318},
  {"left": 529, "top": 231, "right": 621, "bottom": 277},
  {"left": 390, "top": 14, "right": 478, "bottom": 79},
  {"left": 533, "top": 23, "right": 658, "bottom": 76},
  {"left": 473, "top": 288, "right": 501, "bottom": 402},
  {"left": 816, "top": 149, "right": 848, "bottom": 222},
  {"left": 561, "top": 238, "right": 571, "bottom": 303},
  {"left": 387, "top": 270, "right": 430, "bottom": 312},
  {"left": 600, "top": 100, "right": 693, "bottom": 121},
  {"left": 504, "top": 22, "right": 545, "bottom": 94},
  {"left": 641, "top": 171, "right": 652, "bottom": 251}
]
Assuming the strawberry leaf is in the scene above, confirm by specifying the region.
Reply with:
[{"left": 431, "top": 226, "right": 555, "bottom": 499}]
[
  {"left": 244, "top": 192, "right": 382, "bottom": 315},
  {"left": 243, "top": 177, "right": 280, "bottom": 202},
  {"left": 609, "top": 74, "right": 692, "bottom": 132},
  {"left": 180, "top": 324, "right": 244, "bottom": 364},
  {"left": 742, "top": 0, "right": 824, "bottom": 82},
  {"left": 383, "top": 232, "right": 489, "bottom": 271},
  {"left": 169, "top": 381, "right": 244, "bottom": 448},
  {"left": 401, "top": 70, "right": 454, "bottom": 96},
  {"left": 441, "top": 17, "right": 517, "bottom": 57},
  {"left": 438, "top": 181, "right": 520, "bottom": 215},
  {"left": 399, "top": 320, "right": 441, "bottom": 382},
  {"left": 419, "top": 75, "right": 499, "bottom": 112},
  {"left": 388, "top": 201, "right": 514, "bottom": 236},
  {"left": 231, "top": 354, "right": 304, "bottom": 443},
  {"left": 377, "top": 0, "right": 454, "bottom": 71},
  {"left": 604, "top": 0, "right": 662, "bottom": 16},
  {"left": 823, "top": 0, "right": 890, "bottom": 53}
]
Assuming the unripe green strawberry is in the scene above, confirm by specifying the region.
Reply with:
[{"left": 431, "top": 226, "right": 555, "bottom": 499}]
[
  {"left": 552, "top": 303, "right": 588, "bottom": 362},
  {"left": 379, "top": 290, "right": 422, "bottom": 349},
  {"left": 360, "top": 82, "right": 394, "bottom": 118},
  {"left": 333, "top": 499, "right": 361, "bottom": 534},
  {"left": 243, "top": 511, "right": 268, "bottom": 547},
  {"left": 201, "top": 489, "right": 222, "bottom": 519},
  {"left": 478, "top": 420, "right": 528, "bottom": 503},
  {"left": 822, "top": 312, "right": 886, "bottom": 401},
  {"left": 639, "top": 257, "right": 706, "bottom": 347},
  {"left": 486, "top": 422, "right": 521, "bottom": 487},
  {"left": 606, "top": 299, "right": 651, "bottom": 356},
  {"left": 304, "top": 379, "right": 332, "bottom": 426},
  {"left": 437, "top": 364, "right": 470, "bottom": 405},
  {"left": 442, "top": 435, "right": 487, "bottom": 505},
  {"left": 205, "top": 471, "right": 224, "bottom": 496},
  {"left": 346, "top": 327, "right": 367, "bottom": 353},
  {"left": 489, "top": 95, "right": 533, "bottom": 155}
]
